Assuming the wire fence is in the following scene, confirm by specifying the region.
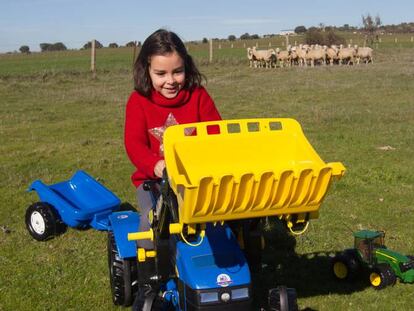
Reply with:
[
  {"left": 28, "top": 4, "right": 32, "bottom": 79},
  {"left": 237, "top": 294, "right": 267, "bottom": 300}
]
[{"left": 1, "top": 34, "right": 413, "bottom": 77}]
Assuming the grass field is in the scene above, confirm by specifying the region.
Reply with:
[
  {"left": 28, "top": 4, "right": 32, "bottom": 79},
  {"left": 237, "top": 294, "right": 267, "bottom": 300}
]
[{"left": 1, "top": 37, "right": 413, "bottom": 311}]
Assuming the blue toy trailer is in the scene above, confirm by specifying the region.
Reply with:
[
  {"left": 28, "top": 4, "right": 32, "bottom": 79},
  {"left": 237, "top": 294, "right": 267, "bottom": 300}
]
[{"left": 26, "top": 170, "right": 122, "bottom": 240}]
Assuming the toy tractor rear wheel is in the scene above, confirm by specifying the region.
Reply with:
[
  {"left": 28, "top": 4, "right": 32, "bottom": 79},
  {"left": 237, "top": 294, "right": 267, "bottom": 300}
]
[
  {"left": 268, "top": 286, "right": 298, "bottom": 311},
  {"left": 107, "top": 231, "right": 138, "bottom": 306},
  {"left": 369, "top": 263, "right": 396, "bottom": 289},
  {"left": 331, "top": 250, "right": 360, "bottom": 280},
  {"left": 25, "top": 202, "right": 66, "bottom": 241}
]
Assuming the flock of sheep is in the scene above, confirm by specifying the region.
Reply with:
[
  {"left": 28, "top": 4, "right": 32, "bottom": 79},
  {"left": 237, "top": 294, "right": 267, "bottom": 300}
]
[{"left": 247, "top": 44, "right": 374, "bottom": 68}]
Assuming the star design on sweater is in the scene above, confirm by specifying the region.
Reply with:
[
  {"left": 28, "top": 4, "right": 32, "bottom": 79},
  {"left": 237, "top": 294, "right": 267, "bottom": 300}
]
[{"left": 148, "top": 113, "right": 195, "bottom": 156}]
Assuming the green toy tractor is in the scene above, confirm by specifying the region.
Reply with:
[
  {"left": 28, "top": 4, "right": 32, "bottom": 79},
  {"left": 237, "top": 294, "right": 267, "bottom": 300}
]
[{"left": 332, "top": 230, "right": 414, "bottom": 289}]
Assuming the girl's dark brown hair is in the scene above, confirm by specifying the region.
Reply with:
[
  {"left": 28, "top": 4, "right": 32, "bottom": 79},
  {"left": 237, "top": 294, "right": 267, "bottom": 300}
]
[{"left": 133, "top": 29, "right": 204, "bottom": 97}]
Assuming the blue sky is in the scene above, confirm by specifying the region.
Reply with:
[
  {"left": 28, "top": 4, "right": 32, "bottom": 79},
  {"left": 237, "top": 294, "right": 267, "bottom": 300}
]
[{"left": 0, "top": 0, "right": 413, "bottom": 52}]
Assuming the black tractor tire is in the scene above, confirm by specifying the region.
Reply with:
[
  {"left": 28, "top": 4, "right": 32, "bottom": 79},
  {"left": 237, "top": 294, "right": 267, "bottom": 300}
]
[
  {"left": 25, "top": 202, "right": 66, "bottom": 241},
  {"left": 331, "top": 250, "right": 361, "bottom": 281},
  {"left": 132, "top": 287, "right": 167, "bottom": 311},
  {"left": 268, "top": 286, "right": 298, "bottom": 311},
  {"left": 369, "top": 263, "right": 396, "bottom": 289},
  {"left": 107, "top": 231, "right": 138, "bottom": 306}
]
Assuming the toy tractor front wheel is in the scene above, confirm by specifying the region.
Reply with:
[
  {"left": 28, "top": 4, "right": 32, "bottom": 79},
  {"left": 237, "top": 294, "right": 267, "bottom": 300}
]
[
  {"left": 331, "top": 250, "right": 360, "bottom": 280},
  {"left": 132, "top": 287, "right": 165, "bottom": 311},
  {"left": 25, "top": 202, "right": 66, "bottom": 241},
  {"left": 107, "top": 231, "right": 138, "bottom": 306},
  {"left": 268, "top": 286, "right": 298, "bottom": 311},
  {"left": 369, "top": 264, "right": 396, "bottom": 289}
]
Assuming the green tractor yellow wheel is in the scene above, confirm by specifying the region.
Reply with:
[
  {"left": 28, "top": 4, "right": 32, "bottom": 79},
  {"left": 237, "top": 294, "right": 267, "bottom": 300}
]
[
  {"left": 331, "top": 251, "right": 360, "bottom": 281},
  {"left": 369, "top": 264, "right": 396, "bottom": 290},
  {"left": 370, "top": 272, "right": 382, "bottom": 287},
  {"left": 333, "top": 261, "right": 348, "bottom": 279}
]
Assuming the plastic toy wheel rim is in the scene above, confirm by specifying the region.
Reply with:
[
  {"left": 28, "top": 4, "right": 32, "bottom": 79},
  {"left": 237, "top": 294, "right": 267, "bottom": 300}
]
[
  {"left": 333, "top": 262, "right": 348, "bottom": 279},
  {"left": 370, "top": 272, "right": 381, "bottom": 287},
  {"left": 30, "top": 211, "right": 45, "bottom": 234}
]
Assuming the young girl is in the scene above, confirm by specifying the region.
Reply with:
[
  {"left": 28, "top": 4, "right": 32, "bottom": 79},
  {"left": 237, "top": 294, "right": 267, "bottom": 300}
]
[{"left": 124, "top": 29, "right": 221, "bottom": 249}]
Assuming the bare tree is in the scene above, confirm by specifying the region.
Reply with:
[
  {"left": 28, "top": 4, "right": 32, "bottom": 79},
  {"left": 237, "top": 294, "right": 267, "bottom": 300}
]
[{"left": 362, "top": 14, "right": 381, "bottom": 46}]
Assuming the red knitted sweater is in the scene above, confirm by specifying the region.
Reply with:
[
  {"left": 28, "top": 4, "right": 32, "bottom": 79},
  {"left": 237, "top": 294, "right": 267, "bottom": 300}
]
[{"left": 124, "top": 86, "right": 221, "bottom": 187}]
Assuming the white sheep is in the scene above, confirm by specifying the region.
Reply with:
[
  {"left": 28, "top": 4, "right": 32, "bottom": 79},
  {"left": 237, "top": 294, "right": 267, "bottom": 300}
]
[
  {"left": 247, "top": 47, "right": 255, "bottom": 67},
  {"left": 338, "top": 45, "right": 356, "bottom": 65},
  {"left": 356, "top": 47, "right": 373, "bottom": 64},
  {"left": 326, "top": 46, "right": 339, "bottom": 66},
  {"left": 304, "top": 46, "right": 327, "bottom": 67},
  {"left": 275, "top": 48, "right": 291, "bottom": 67},
  {"left": 251, "top": 47, "right": 276, "bottom": 68},
  {"left": 289, "top": 46, "right": 299, "bottom": 66},
  {"left": 295, "top": 45, "right": 307, "bottom": 66}
]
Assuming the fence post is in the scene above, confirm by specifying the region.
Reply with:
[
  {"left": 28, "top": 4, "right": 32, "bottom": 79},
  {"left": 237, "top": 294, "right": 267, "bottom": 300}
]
[
  {"left": 91, "top": 39, "right": 96, "bottom": 79},
  {"left": 132, "top": 41, "right": 137, "bottom": 68},
  {"left": 209, "top": 39, "right": 213, "bottom": 63}
]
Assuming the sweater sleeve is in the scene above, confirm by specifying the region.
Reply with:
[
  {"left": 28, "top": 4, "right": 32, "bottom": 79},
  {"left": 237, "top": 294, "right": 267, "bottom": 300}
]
[
  {"left": 198, "top": 87, "right": 222, "bottom": 121},
  {"left": 124, "top": 93, "right": 162, "bottom": 179}
]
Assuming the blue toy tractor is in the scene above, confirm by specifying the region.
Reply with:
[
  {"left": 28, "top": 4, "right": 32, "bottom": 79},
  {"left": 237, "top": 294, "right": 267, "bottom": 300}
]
[{"left": 25, "top": 118, "right": 345, "bottom": 310}]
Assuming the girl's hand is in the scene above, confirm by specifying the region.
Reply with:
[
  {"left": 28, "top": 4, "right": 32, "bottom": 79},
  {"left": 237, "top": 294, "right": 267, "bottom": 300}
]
[{"left": 154, "top": 160, "right": 166, "bottom": 178}]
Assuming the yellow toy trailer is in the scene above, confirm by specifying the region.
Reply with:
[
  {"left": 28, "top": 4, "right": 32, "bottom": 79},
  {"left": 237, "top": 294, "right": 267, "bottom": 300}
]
[{"left": 124, "top": 118, "right": 345, "bottom": 310}]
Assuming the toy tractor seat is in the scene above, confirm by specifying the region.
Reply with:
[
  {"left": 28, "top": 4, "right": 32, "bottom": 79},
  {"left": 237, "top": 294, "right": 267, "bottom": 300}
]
[{"left": 164, "top": 118, "right": 345, "bottom": 225}]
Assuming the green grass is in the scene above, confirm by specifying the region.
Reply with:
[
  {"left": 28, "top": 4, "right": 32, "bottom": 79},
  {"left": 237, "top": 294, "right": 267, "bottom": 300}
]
[{"left": 1, "top": 41, "right": 413, "bottom": 311}]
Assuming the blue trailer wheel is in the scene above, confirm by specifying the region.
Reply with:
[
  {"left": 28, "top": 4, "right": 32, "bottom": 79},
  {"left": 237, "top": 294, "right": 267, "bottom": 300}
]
[{"left": 25, "top": 202, "right": 66, "bottom": 241}]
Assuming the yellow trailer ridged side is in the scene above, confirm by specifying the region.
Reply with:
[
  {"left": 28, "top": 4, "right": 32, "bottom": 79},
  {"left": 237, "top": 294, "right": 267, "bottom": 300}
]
[{"left": 164, "top": 118, "right": 345, "bottom": 225}]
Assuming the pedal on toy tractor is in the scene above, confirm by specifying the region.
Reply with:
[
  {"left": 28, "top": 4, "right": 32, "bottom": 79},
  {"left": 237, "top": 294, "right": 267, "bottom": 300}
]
[
  {"left": 332, "top": 230, "right": 414, "bottom": 289},
  {"left": 110, "top": 118, "right": 345, "bottom": 311}
]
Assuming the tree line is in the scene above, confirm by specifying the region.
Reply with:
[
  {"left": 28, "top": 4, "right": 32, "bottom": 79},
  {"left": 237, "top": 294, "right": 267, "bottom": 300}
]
[
  {"left": 17, "top": 15, "right": 413, "bottom": 54},
  {"left": 18, "top": 40, "right": 142, "bottom": 54},
  {"left": 220, "top": 15, "right": 411, "bottom": 44}
]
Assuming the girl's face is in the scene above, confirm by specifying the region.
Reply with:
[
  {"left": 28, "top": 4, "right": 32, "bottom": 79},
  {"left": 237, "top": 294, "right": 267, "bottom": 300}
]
[{"left": 149, "top": 51, "right": 185, "bottom": 99}]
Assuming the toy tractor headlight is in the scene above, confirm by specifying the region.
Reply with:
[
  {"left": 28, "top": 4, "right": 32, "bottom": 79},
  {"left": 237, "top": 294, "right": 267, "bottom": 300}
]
[
  {"left": 231, "top": 287, "right": 249, "bottom": 300},
  {"left": 198, "top": 286, "right": 250, "bottom": 304},
  {"left": 199, "top": 292, "right": 219, "bottom": 303}
]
